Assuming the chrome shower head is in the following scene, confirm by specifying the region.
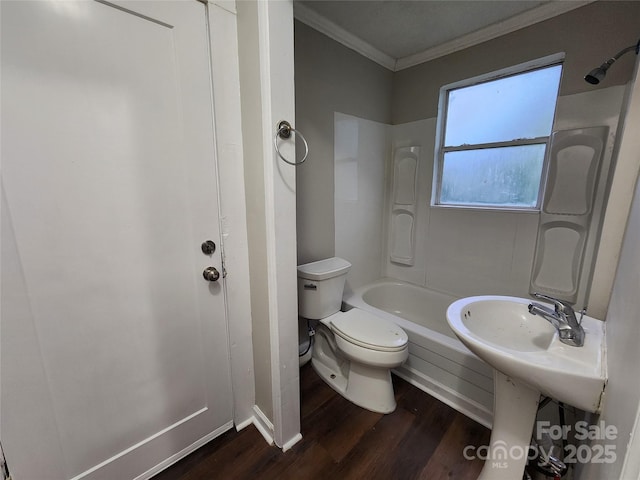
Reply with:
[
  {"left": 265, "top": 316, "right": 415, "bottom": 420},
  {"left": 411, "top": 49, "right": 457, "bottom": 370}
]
[
  {"left": 585, "top": 60, "right": 614, "bottom": 85},
  {"left": 584, "top": 38, "right": 640, "bottom": 85}
]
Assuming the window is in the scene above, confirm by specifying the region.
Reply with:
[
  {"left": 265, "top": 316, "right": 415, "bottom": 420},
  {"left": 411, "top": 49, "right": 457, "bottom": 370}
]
[{"left": 433, "top": 55, "right": 563, "bottom": 209}]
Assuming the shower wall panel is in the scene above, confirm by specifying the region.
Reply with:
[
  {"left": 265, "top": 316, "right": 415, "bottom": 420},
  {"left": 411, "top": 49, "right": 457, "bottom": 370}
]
[
  {"left": 389, "top": 146, "right": 420, "bottom": 265},
  {"left": 530, "top": 126, "right": 608, "bottom": 306},
  {"left": 383, "top": 119, "right": 435, "bottom": 286},
  {"left": 334, "top": 112, "right": 389, "bottom": 294}
]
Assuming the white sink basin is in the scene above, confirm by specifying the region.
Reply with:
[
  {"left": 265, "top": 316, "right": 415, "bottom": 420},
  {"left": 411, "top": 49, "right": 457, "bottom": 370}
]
[
  {"left": 447, "top": 295, "right": 607, "bottom": 480},
  {"left": 447, "top": 295, "right": 606, "bottom": 412}
]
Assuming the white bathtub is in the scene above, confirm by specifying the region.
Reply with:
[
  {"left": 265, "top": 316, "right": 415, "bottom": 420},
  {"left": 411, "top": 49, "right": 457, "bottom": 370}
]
[{"left": 344, "top": 278, "right": 494, "bottom": 427}]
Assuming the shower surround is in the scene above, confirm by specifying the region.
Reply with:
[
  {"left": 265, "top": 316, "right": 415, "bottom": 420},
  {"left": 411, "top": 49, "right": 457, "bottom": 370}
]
[{"left": 333, "top": 85, "right": 626, "bottom": 421}]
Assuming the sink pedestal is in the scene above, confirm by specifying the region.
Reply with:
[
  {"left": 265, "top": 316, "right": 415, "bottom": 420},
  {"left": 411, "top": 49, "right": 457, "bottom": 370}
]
[{"left": 478, "top": 372, "right": 540, "bottom": 480}]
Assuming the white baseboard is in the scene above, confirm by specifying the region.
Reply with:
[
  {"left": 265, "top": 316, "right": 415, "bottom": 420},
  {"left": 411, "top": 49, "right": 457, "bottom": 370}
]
[
  {"left": 251, "top": 405, "right": 275, "bottom": 445},
  {"left": 135, "top": 420, "right": 234, "bottom": 480},
  {"left": 234, "top": 416, "right": 254, "bottom": 432},
  {"left": 281, "top": 433, "right": 302, "bottom": 452},
  {"left": 250, "top": 406, "right": 302, "bottom": 452}
]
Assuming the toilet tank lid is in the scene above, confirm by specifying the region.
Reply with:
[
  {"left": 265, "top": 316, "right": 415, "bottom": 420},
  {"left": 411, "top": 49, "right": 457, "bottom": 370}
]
[{"left": 297, "top": 257, "right": 351, "bottom": 281}]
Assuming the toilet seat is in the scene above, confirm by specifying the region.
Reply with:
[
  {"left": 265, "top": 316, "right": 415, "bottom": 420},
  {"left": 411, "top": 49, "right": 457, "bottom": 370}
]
[{"left": 329, "top": 309, "right": 408, "bottom": 353}]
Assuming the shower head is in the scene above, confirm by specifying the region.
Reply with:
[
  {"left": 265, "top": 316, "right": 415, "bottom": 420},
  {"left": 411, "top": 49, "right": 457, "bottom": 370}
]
[
  {"left": 584, "top": 60, "right": 615, "bottom": 85},
  {"left": 584, "top": 38, "right": 640, "bottom": 85}
]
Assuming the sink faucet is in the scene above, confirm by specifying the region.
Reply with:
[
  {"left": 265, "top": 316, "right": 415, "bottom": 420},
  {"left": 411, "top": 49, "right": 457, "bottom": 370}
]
[{"left": 528, "top": 293, "right": 585, "bottom": 347}]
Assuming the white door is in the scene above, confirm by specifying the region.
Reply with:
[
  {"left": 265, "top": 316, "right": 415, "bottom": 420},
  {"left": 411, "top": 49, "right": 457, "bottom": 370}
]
[{"left": 1, "top": 1, "right": 233, "bottom": 479}]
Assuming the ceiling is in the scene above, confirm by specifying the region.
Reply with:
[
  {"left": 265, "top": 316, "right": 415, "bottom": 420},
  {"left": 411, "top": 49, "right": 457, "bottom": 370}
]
[{"left": 294, "top": 0, "right": 593, "bottom": 71}]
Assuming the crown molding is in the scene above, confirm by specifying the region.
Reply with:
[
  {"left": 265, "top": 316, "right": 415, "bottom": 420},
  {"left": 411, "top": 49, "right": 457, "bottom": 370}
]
[
  {"left": 396, "top": 1, "right": 594, "bottom": 70},
  {"left": 294, "top": 2, "right": 397, "bottom": 71},
  {"left": 295, "top": 1, "right": 595, "bottom": 73}
]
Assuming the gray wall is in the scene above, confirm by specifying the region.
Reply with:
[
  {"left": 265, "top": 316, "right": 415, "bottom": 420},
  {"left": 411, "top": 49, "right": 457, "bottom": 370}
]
[
  {"left": 295, "top": 21, "right": 393, "bottom": 264},
  {"left": 392, "top": 1, "right": 640, "bottom": 123}
]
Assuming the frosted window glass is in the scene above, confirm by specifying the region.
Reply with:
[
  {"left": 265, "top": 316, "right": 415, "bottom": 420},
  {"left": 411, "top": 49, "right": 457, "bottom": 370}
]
[
  {"left": 444, "top": 65, "right": 562, "bottom": 146},
  {"left": 441, "top": 145, "right": 546, "bottom": 208}
]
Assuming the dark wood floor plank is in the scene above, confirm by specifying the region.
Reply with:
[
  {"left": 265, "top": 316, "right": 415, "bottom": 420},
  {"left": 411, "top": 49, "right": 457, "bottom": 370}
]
[
  {"left": 389, "top": 388, "right": 460, "bottom": 479},
  {"left": 299, "top": 361, "right": 335, "bottom": 421},
  {"left": 171, "top": 427, "right": 274, "bottom": 480},
  {"left": 155, "top": 363, "right": 491, "bottom": 480},
  {"left": 256, "top": 440, "right": 337, "bottom": 480},
  {"left": 319, "top": 404, "right": 382, "bottom": 462},
  {"left": 301, "top": 382, "right": 384, "bottom": 463},
  {"left": 418, "top": 412, "right": 490, "bottom": 480},
  {"left": 392, "top": 372, "right": 413, "bottom": 400},
  {"left": 331, "top": 405, "right": 417, "bottom": 479}
]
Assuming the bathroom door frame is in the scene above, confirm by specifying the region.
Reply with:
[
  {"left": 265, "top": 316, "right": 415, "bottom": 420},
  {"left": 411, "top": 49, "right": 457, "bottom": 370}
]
[{"left": 205, "top": 0, "right": 256, "bottom": 434}]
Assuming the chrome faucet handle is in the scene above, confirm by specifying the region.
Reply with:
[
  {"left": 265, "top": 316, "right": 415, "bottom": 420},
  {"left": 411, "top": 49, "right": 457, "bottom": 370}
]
[{"left": 532, "top": 293, "right": 574, "bottom": 315}]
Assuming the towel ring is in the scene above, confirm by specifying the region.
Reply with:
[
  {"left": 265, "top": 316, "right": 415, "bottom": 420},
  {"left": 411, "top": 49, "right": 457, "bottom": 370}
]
[{"left": 274, "top": 120, "right": 309, "bottom": 166}]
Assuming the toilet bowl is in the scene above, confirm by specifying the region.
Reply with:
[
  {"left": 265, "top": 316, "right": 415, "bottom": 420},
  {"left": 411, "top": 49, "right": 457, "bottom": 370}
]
[
  {"left": 312, "top": 309, "right": 408, "bottom": 413},
  {"left": 297, "top": 257, "right": 409, "bottom": 413}
]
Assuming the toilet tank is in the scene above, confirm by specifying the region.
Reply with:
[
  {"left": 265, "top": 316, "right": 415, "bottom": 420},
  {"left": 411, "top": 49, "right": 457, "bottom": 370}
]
[{"left": 297, "top": 257, "right": 351, "bottom": 319}]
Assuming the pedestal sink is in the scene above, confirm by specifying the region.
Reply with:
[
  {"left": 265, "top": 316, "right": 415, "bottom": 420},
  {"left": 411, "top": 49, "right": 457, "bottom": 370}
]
[{"left": 447, "top": 296, "right": 606, "bottom": 480}]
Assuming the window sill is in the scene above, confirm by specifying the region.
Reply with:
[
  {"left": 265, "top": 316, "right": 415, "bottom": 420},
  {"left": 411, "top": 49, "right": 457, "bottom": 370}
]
[{"left": 430, "top": 204, "right": 541, "bottom": 214}]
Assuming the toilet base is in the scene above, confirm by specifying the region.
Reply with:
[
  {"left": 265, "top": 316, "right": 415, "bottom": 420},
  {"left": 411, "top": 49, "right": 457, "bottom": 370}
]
[{"left": 311, "top": 349, "right": 397, "bottom": 414}]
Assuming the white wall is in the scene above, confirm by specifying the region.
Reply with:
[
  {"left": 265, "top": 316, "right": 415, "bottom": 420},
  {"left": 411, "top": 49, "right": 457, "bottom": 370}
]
[
  {"left": 590, "top": 77, "right": 640, "bottom": 319},
  {"left": 388, "top": 119, "right": 539, "bottom": 299},
  {"left": 579, "top": 173, "right": 640, "bottom": 478},
  {"left": 577, "top": 55, "right": 640, "bottom": 480},
  {"left": 383, "top": 119, "right": 435, "bottom": 286},
  {"left": 334, "top": 113, "right": 389, "bottom": 293},
  {"left": 555, "top": 86, "right": 627, "bottom": 318}
]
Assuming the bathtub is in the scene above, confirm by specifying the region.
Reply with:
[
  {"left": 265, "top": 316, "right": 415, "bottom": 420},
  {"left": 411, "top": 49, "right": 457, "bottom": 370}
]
[{"left": 344, "top": 278, "right": 494, "bottom": 428}]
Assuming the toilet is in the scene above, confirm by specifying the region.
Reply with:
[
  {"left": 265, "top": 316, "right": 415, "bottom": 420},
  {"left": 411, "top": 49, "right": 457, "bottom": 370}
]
[{"left": 297, "top": 257, "right": 409, "bottom": 413}]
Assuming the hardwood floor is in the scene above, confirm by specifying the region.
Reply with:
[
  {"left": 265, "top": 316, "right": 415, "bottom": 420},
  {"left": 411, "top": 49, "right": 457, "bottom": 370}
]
[{"left": 154, "top": 364, "right": 490, "bottom": 479}]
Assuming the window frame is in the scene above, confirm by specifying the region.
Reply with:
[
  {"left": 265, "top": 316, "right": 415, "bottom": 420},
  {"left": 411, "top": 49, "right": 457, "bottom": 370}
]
[{"left": 432, "top": 53, "right": 565, "bottom": 211}]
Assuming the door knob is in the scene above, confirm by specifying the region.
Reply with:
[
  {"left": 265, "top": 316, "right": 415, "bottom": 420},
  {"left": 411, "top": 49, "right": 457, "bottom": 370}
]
[{"left": 203, "top": 266, "right": 220, "bottom": 282}]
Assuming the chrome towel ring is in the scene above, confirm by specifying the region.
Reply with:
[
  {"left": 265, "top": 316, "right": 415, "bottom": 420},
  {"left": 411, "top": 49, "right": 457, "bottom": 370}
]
[{"left": 274, "top": 120, "right": 309, "bottom": 166}]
